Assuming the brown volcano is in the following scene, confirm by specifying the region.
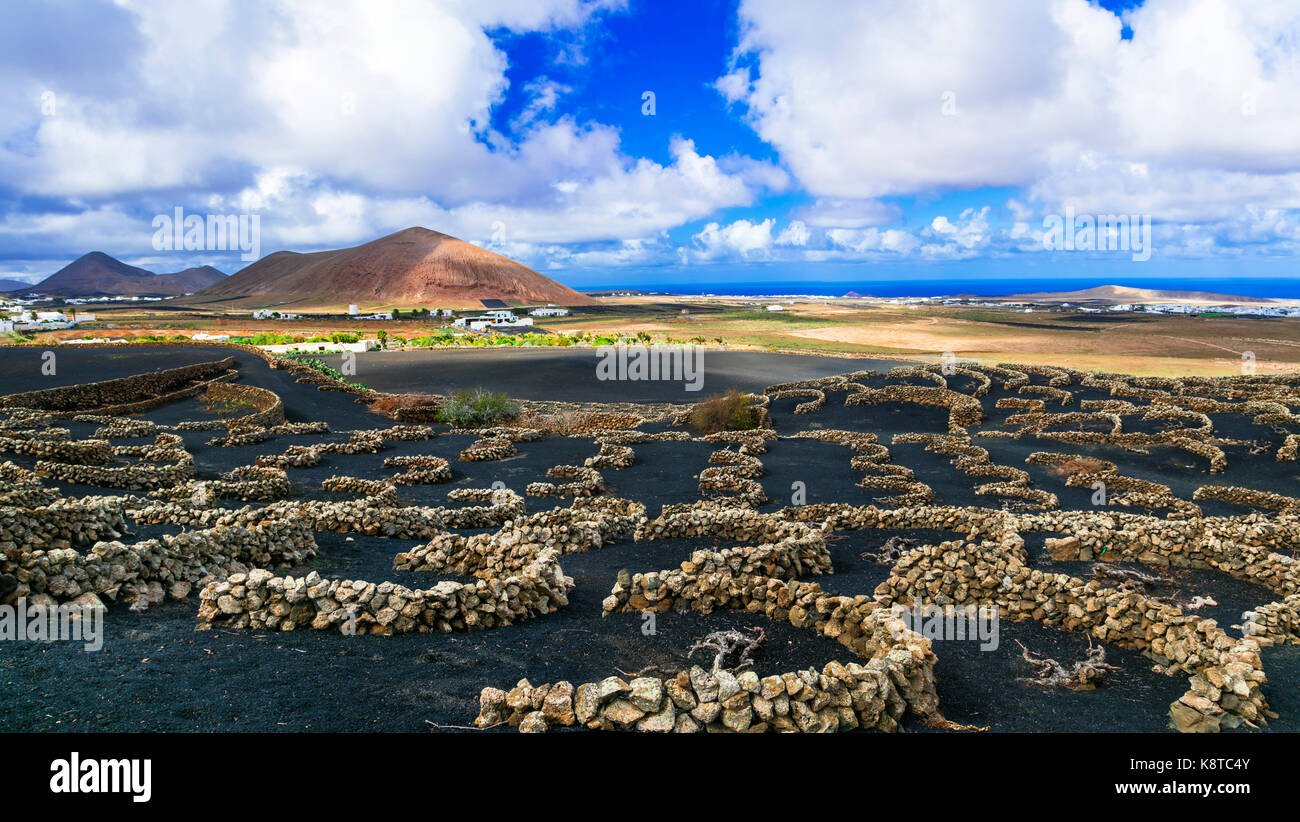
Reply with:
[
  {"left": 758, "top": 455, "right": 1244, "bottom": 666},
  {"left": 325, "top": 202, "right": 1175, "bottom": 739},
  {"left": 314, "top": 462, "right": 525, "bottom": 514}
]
[{"left": 187, "top": 227, "right": 594, "bottom": 309}]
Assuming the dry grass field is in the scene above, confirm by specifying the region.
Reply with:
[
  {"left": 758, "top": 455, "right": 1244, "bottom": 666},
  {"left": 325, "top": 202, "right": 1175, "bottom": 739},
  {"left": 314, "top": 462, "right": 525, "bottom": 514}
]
[{"left": 18, "top": 295, "right": 1300, "bottom": 377}]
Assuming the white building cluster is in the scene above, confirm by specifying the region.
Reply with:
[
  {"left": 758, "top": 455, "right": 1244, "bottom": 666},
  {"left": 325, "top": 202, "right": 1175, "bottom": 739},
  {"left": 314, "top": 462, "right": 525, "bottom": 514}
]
[
  {"left": 1117, "top": 303, "right": 1300, "bottom": 317},
  {"left": 453, "top": 309, "right": 535, "bottom": 332},
  {"left": 1, "top": 300, "right": 96, "bottom": 333}
]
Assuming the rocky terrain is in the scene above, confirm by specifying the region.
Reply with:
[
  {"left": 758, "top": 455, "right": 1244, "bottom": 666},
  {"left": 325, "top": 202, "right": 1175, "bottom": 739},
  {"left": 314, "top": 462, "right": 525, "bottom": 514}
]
[{"left": 1, "top": 345, "right": 1299, "bottom": 734}]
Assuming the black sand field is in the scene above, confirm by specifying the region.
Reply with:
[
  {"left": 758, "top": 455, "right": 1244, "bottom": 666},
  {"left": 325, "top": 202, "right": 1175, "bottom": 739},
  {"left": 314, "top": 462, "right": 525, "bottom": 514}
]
[
  {"left": 1, "top": 345, "right": 1298, "bottom": 733},
  {"left": 314, "top": 347, "right": 905, "bottom": 402}
]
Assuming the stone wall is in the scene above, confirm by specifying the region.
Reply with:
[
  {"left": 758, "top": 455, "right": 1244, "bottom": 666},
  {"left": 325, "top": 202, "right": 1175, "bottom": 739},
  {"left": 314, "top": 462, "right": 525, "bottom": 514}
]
[
  {"left": 36, "top": 449, "right": 194, "bottom": 491},
  {"left": 584, "top": 441, "right": 634, "bottom": 469},
  {"left": 875, "top": 534, "right": 1268, "bottom": 733},
  {"left": 478, "top": 656, "right": 934, "bottom": 733},
  {"left": 0, "top": 357, "right": 236, "bottom": 413},
  {"left": 459, "top": 436, "right": 516, "bottom": 462},
  {"left": 775, "top": 499, "right": 1299, "bottom": 731},
  {"left": 527, "top": 465, "right": 604, "bottom": 498},
  {"left": 581, "top": 502, "right": 939, "bottom": 734},
  {"left": 0, "top": 432, "right": 113, "bottom": 465},
  {"left": 0, "top": 495, "right": 129, "bottom": 558},
  {"left": 5, "top": 514, "right": 315, "bottom": 610},
  {"left": 203, "top": 381, "right": 287, "bottom": 430},
  {"left": 197, "top": 549, "right": 572, "bottom": 634},
  {"left": 395, "top": 496, "right": 644, "bottom": 578}
]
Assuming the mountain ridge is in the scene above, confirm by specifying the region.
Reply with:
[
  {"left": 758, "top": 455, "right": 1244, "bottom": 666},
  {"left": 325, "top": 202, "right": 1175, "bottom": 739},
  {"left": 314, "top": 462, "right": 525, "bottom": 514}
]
[{"left": 16, "top": 253, "right": 227, "bottom": 297}]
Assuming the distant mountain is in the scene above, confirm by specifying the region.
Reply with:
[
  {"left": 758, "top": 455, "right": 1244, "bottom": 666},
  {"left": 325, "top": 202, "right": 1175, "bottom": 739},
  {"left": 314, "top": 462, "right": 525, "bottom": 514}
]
[
  {"left": 1001, "top": 284, "right": 1278, "bottom": 306},
  {"left": 186, "top": 227, "right": 594, "bottom": 309},
  {"left": 157, "top": 265, "right": 226, "bottom": 293},
  {"left": 0, "top": 278, "right": 33, "bottom": 293},
  {"left": 18, "top": 253, "right": 226, "bottom": 297},
  {"left": 22, "top": 252, "right": 157, "bottom": 296}
]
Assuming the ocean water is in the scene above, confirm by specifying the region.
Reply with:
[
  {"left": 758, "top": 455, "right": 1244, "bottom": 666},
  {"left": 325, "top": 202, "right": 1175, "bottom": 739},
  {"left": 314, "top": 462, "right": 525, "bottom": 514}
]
[{"left": 583, "top": 277, "right": 1300, "bottom": 300}]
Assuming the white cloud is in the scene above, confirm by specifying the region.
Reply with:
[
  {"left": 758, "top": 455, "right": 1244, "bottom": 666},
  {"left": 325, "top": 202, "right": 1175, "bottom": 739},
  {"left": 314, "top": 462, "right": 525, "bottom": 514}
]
[
  {"left": 690, "top": 218, "right": 776, "bottom": 260},
  {"left": 724, "top": 0, "right": 1300, "bottom": 221},
  {"left": 793, "top": 198, "right": 899, "bottom": 228},
  {"left": 511, "top": 78, "right": 573, "bottom": 130},
  {"left": 0, "top": 0, "right": 777, "bottom": 268},
  {"left": 826, "top": 227, "right": 920, "bottom": 256},
  {"left": 775, "top": 220, "right": 809, "bottom": 247}
]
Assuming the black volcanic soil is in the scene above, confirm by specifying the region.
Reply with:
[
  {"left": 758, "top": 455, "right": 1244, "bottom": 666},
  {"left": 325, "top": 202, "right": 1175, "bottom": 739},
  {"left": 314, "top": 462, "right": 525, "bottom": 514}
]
[
  {"left": 1, "top": 346, "right": 1298, "bottom": 734},
  {"left": 314, "top": 348, "right": 905, "bottom": 403}
]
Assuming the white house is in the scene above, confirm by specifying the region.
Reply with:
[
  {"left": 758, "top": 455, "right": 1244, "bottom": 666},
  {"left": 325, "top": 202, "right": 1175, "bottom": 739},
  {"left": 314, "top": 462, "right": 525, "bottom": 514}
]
[
  {"left": 493, "top": 316, "right": 533, "bottom": 329},
  {"left": 347, "top": 304, "right": 360, "bottom": 315},
  {"left": 454, "top": 313, "right": 534, "bottom": 332},
  {"left": 765, "top": 304, "right": 785, "bottom": 312},
  {"left": 193, "top": 332, "right": 230, "bottom": 341},
  {"left": 259, "top": 339, "right": 377, "bottom": 354},
  {"left": 529, "top": 306, "right": 569, "bottom": 317},
  {"left": 0, "top": 319, "right": 13, "bottom": 333}
]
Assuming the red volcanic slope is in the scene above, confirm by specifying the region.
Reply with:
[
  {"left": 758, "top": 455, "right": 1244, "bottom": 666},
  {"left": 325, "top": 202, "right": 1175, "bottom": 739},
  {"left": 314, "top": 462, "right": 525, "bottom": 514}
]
[{"left": 188, "top": 227, "right": 594, "bottom": 308}]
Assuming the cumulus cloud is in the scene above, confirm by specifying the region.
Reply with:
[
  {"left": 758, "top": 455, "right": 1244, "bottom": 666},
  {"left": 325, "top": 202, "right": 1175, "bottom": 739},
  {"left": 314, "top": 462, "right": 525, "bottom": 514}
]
[
  {"left": 7, "top": 0, "right": 1300, "bottom": 276},
  {"left": 689, "top": 218, "right": 776, "bottom": 260},
  {"left": 775, "top": 220, "right": 809, "bottom": 247},
  {"left": 723, "top": 0, "right": 1300, "bottom": 224},
  {"left": 0, "top": 0, "right": 776, "bottom": 273}
]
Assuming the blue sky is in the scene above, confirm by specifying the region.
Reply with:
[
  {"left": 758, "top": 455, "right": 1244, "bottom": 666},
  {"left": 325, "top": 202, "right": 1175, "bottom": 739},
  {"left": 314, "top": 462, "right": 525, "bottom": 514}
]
[{"left": 1, "top": 0, "right": 1298, "bottom": 288}]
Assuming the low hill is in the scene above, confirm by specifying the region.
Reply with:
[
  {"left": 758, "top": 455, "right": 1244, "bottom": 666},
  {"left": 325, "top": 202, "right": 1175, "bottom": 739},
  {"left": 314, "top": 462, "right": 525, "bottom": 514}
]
[
  {"left": 186, "top": 227, "right": 594, "bottom": 309},
  {"left": 22, "top": 252, "right": 157, "bottom": 296},
  {"left": 157, "top": 265, "right": 226, "bottom": 293},
  {"left": 1001, "top": 284, "right": 1280, "bottom": 306},
  {"left": 0, "top": 278, "right": 33, "bottom": 293},
  {"left": 17, "top": 253, "right": 226, "bottom": 297}
]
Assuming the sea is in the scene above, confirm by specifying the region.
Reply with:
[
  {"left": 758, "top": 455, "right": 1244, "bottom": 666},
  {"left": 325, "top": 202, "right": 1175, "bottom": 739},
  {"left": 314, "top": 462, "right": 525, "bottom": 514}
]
[{"left": 580, "top": 277, "right": 1300, "bottom": 301}]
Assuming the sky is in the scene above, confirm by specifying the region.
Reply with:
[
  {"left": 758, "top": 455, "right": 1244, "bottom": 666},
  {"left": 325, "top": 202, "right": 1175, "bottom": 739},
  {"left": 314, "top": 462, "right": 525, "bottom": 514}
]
[{"left": 1, "top": 0, "right": 1299, "bottom": 288}]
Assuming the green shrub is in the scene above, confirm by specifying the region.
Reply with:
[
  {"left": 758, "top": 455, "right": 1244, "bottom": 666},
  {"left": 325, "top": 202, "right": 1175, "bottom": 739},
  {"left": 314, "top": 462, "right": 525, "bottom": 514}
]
[
  {"left": 687, "top": 390, "right": 758, "bottom": 434},
  {"left": 282, "top": 355, "right": 369, "bottom": 391},
  {"left": 437, "top": 388, "right": 520, "bottom": 426}
]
